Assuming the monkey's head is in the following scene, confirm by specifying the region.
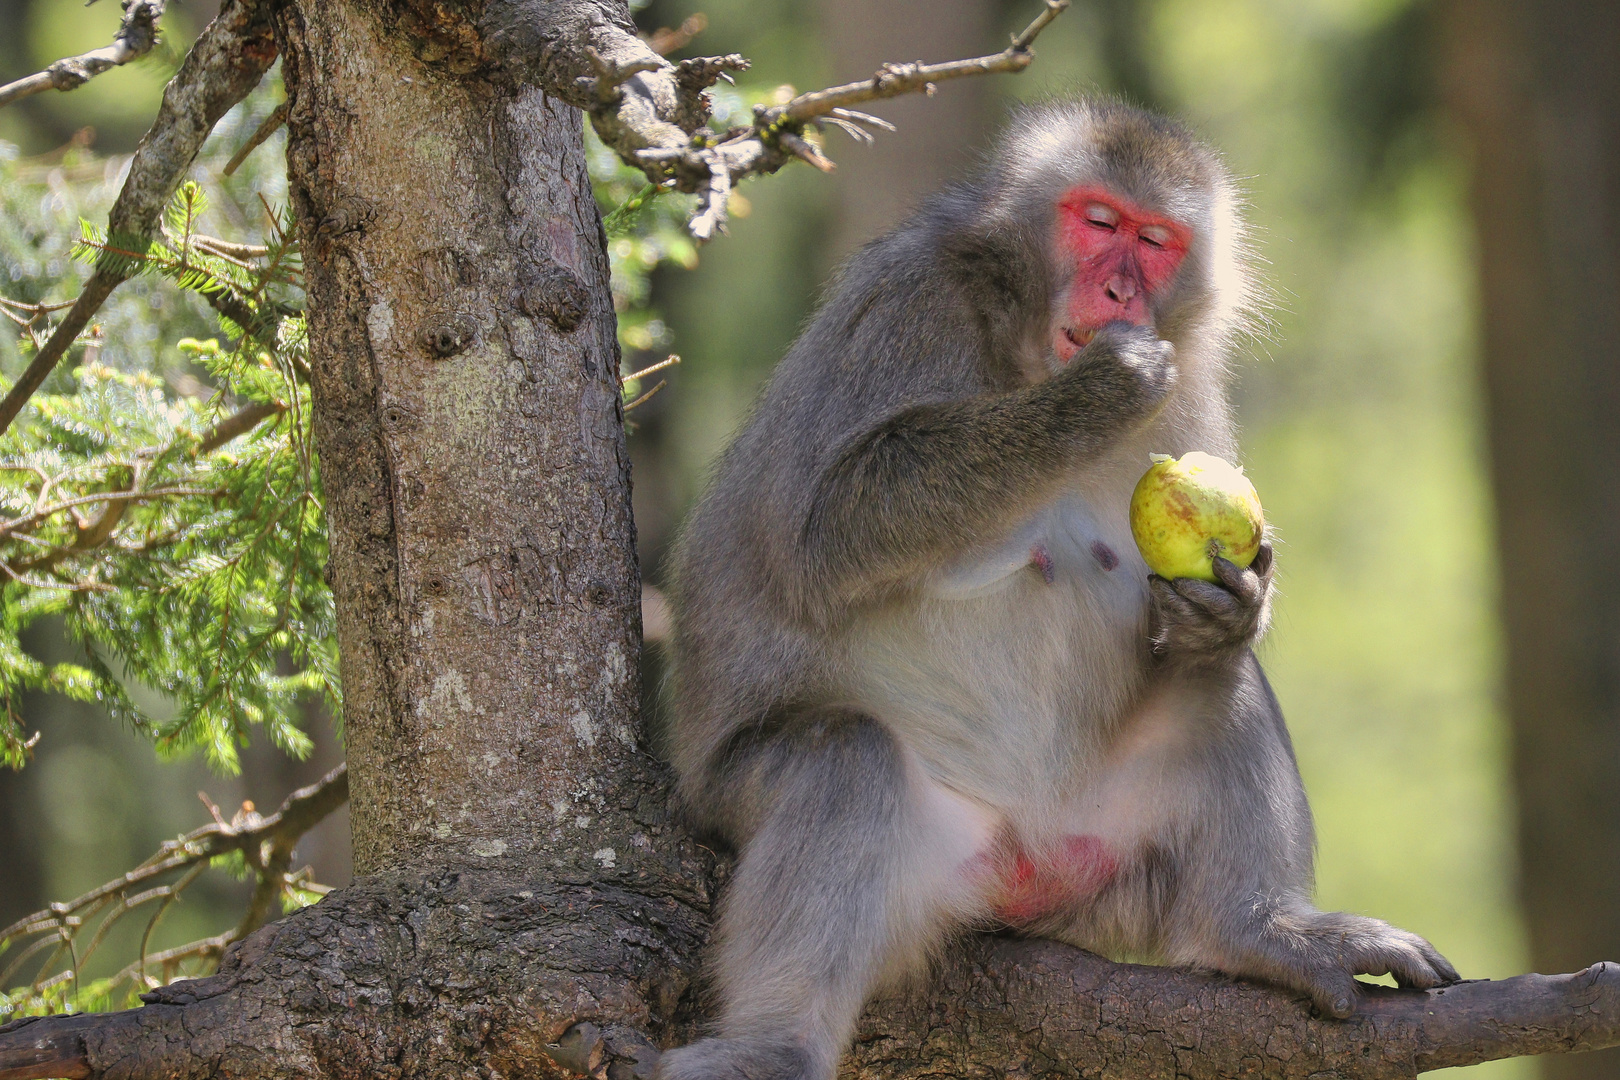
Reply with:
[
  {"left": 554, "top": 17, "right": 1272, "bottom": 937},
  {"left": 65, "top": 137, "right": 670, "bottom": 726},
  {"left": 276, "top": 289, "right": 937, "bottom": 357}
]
[{"left": 979, "top": 100, "right": 1255, "bottom": 376}]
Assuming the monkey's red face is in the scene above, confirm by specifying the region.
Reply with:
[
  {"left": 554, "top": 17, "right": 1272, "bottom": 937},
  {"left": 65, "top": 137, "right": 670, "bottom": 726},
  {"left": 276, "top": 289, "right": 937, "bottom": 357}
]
[{"left": 1051, "top": 186, "right": 1191, "bottom": 362}]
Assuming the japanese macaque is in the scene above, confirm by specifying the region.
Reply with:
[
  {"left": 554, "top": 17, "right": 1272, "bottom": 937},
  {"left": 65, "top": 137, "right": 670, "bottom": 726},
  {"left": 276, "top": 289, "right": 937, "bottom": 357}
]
[{"left": 658, "top": 99, "right": 1457, "bottom": 1080}]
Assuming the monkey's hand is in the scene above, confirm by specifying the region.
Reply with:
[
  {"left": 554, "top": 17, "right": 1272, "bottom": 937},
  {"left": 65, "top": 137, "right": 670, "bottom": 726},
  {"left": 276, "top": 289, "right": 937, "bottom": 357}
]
[
  {"left": 1062, "top": 322, "right": 1178, "bottom": 421},
  {"left": 1147, "top": 539, "right": 1274, "bottom": 667}
]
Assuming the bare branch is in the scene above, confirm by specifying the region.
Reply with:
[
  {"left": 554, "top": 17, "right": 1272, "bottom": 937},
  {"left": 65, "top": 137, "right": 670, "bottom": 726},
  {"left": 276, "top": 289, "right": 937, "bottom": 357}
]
[
  {"left": 0, "top": 0, "right": 279, "bottom": 438},
  {"left": 0, "top": 488, "right": 222, "bottom": 542},
  {"left": 620, "top": 353, "right": 680, "bottom": 386},
  {"left": 0, "top": 764, "right": 347, "bottom": 951},
  {"left": 778, "top": 131, "right": 835, "bottom": 172},
  {"left": 829, "top": 107, "right": 896, "bottom": 133},
  {"left": 196, "top": 400, "right": 286, "bottom": 454},
  {"left": 221, "top": 102, "right": 287, "bottom": 176},
  {"left": 0, "top": 0, "right": 166, "bottom": 111},
  {"left": 481, "top": 0, "right": 1065, "bottom": 240},
  {"left": 778, "top": 1, "right": 1068, "bottom": 125},
  {"left": 622, "top": 379, "right": 667, "bottom": 412},
  {"left": 190, "top": 236, "right": 271, "bottom": 261}
]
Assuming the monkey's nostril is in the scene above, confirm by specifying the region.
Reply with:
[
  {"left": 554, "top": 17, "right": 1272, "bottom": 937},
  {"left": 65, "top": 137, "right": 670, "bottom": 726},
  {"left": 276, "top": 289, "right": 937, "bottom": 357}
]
[{"left": 1105, "top": 275, "right": 1138, "bottom": 304}]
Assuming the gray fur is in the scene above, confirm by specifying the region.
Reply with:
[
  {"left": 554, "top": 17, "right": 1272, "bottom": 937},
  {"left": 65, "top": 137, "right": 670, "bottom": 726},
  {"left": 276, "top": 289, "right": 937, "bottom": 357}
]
[{"left": 657, "top": 99, "right": 1456, "bottom": 1080}]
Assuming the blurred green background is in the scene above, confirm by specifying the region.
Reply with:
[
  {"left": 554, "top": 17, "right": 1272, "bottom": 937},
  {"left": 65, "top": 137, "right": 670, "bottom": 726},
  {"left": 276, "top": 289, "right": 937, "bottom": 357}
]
[{"left": 0, "top": 0, "right": 1536, "bottom": 1076}]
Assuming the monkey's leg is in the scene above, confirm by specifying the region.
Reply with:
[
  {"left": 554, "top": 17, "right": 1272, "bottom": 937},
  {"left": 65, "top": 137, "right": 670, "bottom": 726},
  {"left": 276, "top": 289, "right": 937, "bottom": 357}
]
[
  {"left": 1160, "top": 658, "right": 1460, "bottom": 1018},
  {"left": 656, "top": 711, "right": 989, "bottom": 1080}
]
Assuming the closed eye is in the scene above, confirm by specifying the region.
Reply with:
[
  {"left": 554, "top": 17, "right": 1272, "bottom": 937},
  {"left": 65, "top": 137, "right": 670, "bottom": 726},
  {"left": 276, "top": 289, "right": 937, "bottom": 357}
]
[
  {"left": 1084, "top": 202, "right": 1119, "bottom": 230},
  {"left": 1139, "top": 224, "right": 1173, "bottom": 248}
]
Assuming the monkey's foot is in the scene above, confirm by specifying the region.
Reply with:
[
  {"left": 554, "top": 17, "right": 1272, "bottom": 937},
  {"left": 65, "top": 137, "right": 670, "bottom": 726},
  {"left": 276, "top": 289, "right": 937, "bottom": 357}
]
[
  {"left": 1258, "top": 911, "right": 1460, "bottom": 1019},
  {"left": 654, "top": 1036, "right": 824, "bottom": 1080}
]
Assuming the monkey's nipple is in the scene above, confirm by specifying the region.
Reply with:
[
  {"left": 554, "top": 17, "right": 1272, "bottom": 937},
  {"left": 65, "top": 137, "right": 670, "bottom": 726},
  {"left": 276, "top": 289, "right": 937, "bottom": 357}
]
[{"left": 1029, "top": 544, "right": 1056, "bottom": 585}]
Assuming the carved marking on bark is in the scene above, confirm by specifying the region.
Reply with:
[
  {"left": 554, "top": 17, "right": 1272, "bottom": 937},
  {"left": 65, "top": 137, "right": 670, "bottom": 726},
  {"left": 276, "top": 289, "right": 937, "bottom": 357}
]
[{"left": 458, "top": 541, "right": 573, "bottom": 624}]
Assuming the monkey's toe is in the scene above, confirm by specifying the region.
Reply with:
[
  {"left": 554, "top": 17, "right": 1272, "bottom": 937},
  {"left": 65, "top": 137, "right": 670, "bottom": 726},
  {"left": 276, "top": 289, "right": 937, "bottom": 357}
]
[{"left": 1291, "top": 965, "right": 1361, "bottom": 1019}]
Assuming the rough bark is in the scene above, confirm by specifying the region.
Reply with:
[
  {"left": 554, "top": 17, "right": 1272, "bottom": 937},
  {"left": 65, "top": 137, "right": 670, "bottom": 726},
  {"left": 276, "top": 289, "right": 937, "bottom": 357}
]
[
  {"left": 280, "top": 0, "right": 648, "bottom": 877},
  {"left": 1440, "top": 4, "right": 1620, "bottom": 1078},
  {"left": 272, "top": 0, "right": 722, "bottom": 1059}
]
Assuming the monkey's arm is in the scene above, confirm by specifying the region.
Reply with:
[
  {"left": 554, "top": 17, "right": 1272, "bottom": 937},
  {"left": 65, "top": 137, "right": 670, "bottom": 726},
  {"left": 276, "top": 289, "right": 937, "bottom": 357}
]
[{"left": 798, "top": 323, "right": 1173, "bottom": 607}]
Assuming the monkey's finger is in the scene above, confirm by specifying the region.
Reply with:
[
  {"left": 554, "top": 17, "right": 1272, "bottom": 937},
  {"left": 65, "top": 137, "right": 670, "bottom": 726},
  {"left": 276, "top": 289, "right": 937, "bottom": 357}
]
[
  {"left": 1250, "top": 539, "right": 1275, "bottom": 579},
  {"left": 1208, "top": 558, "right": 1262, "bottom": 607},
  {"left": 1419, "top": 941, "right": 1461, "bottom": 985},
  {"left": 1148, "top": 576, "right": 1203, "bottom": 622},
  {"left": 1171, "top": 576, "right": 1244, "bottom": 619},
  {"left": 1369, "top": 942, "right": 1445, "bottom": 990}
]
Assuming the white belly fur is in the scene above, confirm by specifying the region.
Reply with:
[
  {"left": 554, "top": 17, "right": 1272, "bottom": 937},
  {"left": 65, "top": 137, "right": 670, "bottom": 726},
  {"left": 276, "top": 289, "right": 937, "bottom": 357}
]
[{"left": 845, "top": 440, "right": 1211, "bottom": 861}]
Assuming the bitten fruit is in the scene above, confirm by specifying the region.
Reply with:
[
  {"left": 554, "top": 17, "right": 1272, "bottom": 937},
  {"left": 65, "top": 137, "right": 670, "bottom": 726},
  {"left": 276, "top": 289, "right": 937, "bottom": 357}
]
[{"left": 1129, "top": 451, "right": 1264, "bottom": 582}]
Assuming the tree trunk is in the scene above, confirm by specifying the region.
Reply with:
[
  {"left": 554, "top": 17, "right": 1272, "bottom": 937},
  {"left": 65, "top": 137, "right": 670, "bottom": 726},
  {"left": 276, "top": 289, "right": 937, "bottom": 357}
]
[
  {"left": 1440, "top": 3, "right": 1620, "bottom": 1079},
  {"left": 237, "top": 0, "right": 716, "bottom": 1064}
]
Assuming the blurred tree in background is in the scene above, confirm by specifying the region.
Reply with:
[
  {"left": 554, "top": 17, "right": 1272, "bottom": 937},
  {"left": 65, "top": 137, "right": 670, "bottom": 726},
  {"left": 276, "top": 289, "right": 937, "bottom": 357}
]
[
  {"left": 4, "top": 0, "right": 1617, "bottom": 1075},
  {"left": 1441, "top": 3, "right": 1620, "bottom": 1078}
]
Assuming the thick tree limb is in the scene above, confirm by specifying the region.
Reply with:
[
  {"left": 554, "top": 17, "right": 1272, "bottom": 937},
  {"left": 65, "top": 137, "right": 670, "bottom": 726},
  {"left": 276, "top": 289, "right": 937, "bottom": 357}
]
[
  {"left": 481, "top": 0, "right": 1067, "bottom": 238},
  {"left": 0, "top": 0, "right": 167, "bottom": 111},
  {"left": 852, "top": 940, "right": 1620, "bottom": 1078},
  {"left": 0, "top": 0, "right": 278, "bottom": 438},
  {"left": 0, "top": 874, "right": 1610, "bottom": 1080}
]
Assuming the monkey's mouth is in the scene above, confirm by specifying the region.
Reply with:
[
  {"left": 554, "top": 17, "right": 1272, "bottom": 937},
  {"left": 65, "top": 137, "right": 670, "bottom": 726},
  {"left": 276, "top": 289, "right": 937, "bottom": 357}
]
[{"left": 1063, "top": 326, "right": 1097, "bottom": 351}]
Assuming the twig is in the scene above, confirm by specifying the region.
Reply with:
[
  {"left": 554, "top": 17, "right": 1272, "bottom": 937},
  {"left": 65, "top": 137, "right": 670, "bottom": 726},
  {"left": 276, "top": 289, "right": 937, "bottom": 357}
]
[
  {"left": 0, "top": 766, "right": 345, "bottom": 1022},
  {"left": 221, "top": 103, "right": 288, "bottom": 176},
  {"left": 0, "top": 0, "right": 279, "bottom": 438},
  {"left": 623, "top": 379, "right": 667, "bottom": 412},
  {"left": 777, "top": 132, "right": 834, "bottom": 172},
  {"left": 620, "top": 354, "right": 680, "bottom": 385},
  {"left": 0, "top": 0, "right": 167, "bottom": 111},
  {"left": 191, "top": 236, "right": 271, "bottom": 261},
  {"left": 777, "top": 0, "right": 1068, "bottom": 126},
  {"left": 0, "top": 488, "right": 223, "bottom": 541}
]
